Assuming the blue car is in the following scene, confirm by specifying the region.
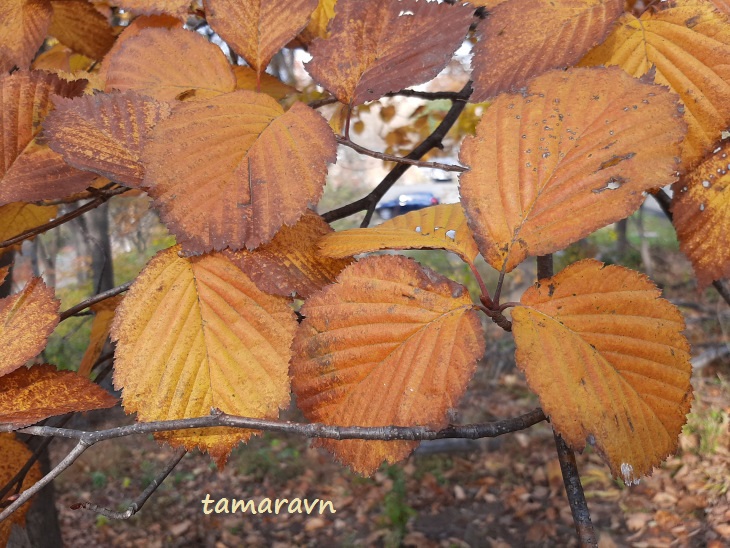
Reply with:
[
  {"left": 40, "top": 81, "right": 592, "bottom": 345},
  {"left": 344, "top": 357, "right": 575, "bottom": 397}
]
[{"left": 376, "top": 192, "right": 439, "bottom": 220}]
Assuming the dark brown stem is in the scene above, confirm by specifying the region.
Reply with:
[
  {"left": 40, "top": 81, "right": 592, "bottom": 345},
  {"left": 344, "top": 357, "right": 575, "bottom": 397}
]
[
  {"left": 308, "top": 96, "right": 339, "bottom": 109},
  {"left": 60, "top": 281, "right": 132, "bottom": 321},
  {"left": 335, "top": 135, "right": 467, "bottom": 172}
]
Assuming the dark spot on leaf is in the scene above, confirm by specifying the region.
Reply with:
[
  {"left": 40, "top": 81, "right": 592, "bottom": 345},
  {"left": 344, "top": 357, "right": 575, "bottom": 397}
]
[{"left": 548, "top": 283, "right": 555, "bottom": 297}]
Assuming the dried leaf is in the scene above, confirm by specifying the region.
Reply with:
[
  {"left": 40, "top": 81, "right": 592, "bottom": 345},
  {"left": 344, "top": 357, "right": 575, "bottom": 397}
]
[
  {"left": 0, "top": 203, "right": 58, "bottom": 251},
  {"left": 112, "top": 0, "right": 191, "bottom": 19},
  {"left": 104, "top": 27, "right": 235, "bottom": 101},
  {"left": 233, "top": 65, "right": 298, "bottom": 100},
  {"left": 0, "top": 278, "right": 60, "bottom": 377},
  {"left": 672, "top": 141, "right": 730, "bottom": 288},
  {"left": 48, "top": 0, "right": 116, "bottom": 60},
  {"left": 0, "top": 434, "right": 42, "bottom": 547},
  {"left": 512, "top": 259, "right": 692, "bottom": 484},
  {"left": 0, "top": 364, "right": 117, "bottom": 429},
  {"left": 226, "top": 211, "right": 352, "bottom": 298},
  {"left": 300, "top": 0, "right": 337, "bottom": 43},
  {"left": 711, "top": 0, "right": 730, "bottom": 13},
  {"left": 320, "top": 204, "right": 480, "bottom": 264},
  {"left": 44, "top": 91, "right": 172, "bottom": 187},
  {"left": 205, "top": 0, "right": 318, "bottom": 76},
  {"left": 32, "top": 42, "right": 95, "bottom": 72},
  {"left": 142, "top": 91, "right": 336, "bottom": 253},
  {"left": 579, "top": 0, "right": 730, "bottom": 168},
  {"left": 291, "top": 255, "right": 484, "bottom": 475},
  {"left": 470, "top": 0, "right": 623, "bottom": 101},
  {"left": 306, "top": 0, "right": 473, "bottom": 105},
  {"left": 459, "top": 67, "right": 685, "bottom": 273},
  {"left": 0, "top": 0, "right": 53, "bottom": 73},
  {"left": 111, "top": 246, "right": 296, "bottom": 466},
  {"left": 77, "top": 295, "right": 123, "bottom": 377}
]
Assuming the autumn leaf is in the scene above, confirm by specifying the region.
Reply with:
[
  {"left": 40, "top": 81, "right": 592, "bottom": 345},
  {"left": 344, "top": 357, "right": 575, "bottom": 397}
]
[
  {"left": 0, "top": 70, "right": 98, "bottom": 205},
  {"left": 0, "top": 0, "right": 53, "bottom": 73},
  {"left": 142, "top": 91, "right": 336, "bottom": 253},
  {"left": 511, "top": 259, "right": 692, "bottom": 484},
  {"left": 470, "top": 0, "right": 623, "bottom": 101},
  {"left": 233, "top": 65, "right": 298, "bottom": 100},
  {"left": 48, "top": 0, "right": 115, "bottom": 60},
  {"left": 319, "top": 203, "right": 480, "bottom": 264},
  {"left": 111, "top": 246, "right": 297, "bottom": 466},
  {"left": 291, "top": 255, "right": 484, "bottom": 475},
  {"left": 32, "top": 42, "right": 94, "bottom": 72},
  {"left": 112, "top": 0, "right": 191, "bottom": 19},
  {"left": 711, "top": 0, "right": 730, "bottom": 13},
  {"left": 305, "top": 0, "right": 473, "bottom": 106},
  {"left": 44, "top": 91, "right": 172, "bottom": 187},
  {"left": 579, "top": 0, "right": 730, "bottom": 168},
  {"left": 0, "top": 364, "right": 117, "bottom": 429},
  {"left": 205, "top": 0, "right": 318, "bottom": 78},
  {"left": 300, "top": 0, "right": 337, "bottom": 43},
  {"left": 0, "top": 278, "right": 60, "bottom": 377},
  {"left": 0, "top": 434, "right": 43, "bottom": 547},
  {"left": 459, "top": 67, "right": 685, "bottom": 273},
  {"left": 78, "top": 295, "right": 123, "bottom": 377},
  {"left": 672, "top": 141, "right": 730, "bottom": 288},
  {"left": 104, "top": 27, "right": 236, "bottom": 101},
  {"left": 0, "top": 202, "right": 58, "bottom": 251},
  {"left": 226, "top": 211, "right": 352, "bottom": 299}
]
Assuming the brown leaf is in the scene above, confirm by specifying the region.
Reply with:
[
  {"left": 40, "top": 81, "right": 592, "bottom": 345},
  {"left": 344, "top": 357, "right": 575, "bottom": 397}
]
[
  {"left": 0, "top": 278, "right": 60, "bottom": 377},
  {"left": 672, "top": 141, "right": 730, "bottom": 288},
  {"left": 226, "top": 210, "right": 352, "bottom": 298},
  {"left": 44, "top": 91, "right": 172, "bottom": 187},
  {"left": 291, "top": 255, "right": 484, "bottom": 475},
  {"left": 32, "top": 42, "right": 94, "bottom": 72},
  {"left": 104, "top": 27, "right": 236, "bottom": 101},
  {"left": 49, "top": 0, "right": 116, "bottom": 60},
  {"left": 306, "top": 0, "right": 473, "bottom": 105},
  {"left": 112, "top": 0, "right": 191, "bottom": 19},
  {"left": 0, "top": 0, "right": 53, "bottom": 73},
  {"left": 142, "top": 92, "right": 336, "bottom": 253},
  {"left": 470, "top": 0, "right": 623, "bottom": 101},
  {"left": 205, "top": 0, "right": 318, "bottom": 76},
  {"left": 233, "top": 65, "right": 298, "bottom": 100},
  {"left": 0, "top": 434, "right": 43, "bottom": 547},
  {"left": 459, "top": 67, "right": 685, "bottom": 273},
  {"left": 512, "top": 259, "right": 692, "bottom": 483},
  {"left": 299, "top": 0, "right": 337, "bottom": 44},
  {"left": 0, "top": 364, "right": 117, "bottom": 429}
]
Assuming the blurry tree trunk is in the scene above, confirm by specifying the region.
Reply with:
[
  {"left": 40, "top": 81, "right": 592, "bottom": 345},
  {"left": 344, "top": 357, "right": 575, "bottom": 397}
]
[
  {"left": 70, "top": 215, "right": 91, "bottom": 286},
  {"left": 636, "top": 206, "right": 654, "bottom": 277},
  {"left": 615, "top": 218, "right": 629, "bottom": 260},
  {"left": 85, "top": 204, "right": 115, "bottom": 293},
  {"left": 0, "top": 250, "right": 14, "bottom": 298}
]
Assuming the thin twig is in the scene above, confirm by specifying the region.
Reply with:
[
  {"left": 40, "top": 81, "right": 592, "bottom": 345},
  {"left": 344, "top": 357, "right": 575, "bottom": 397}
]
[
  {"left": 384, "top": 89, "right": 471, "bottom": 102},
  {"left": 71, "top": 449, "right": 186, "bottom": 519},
  {"left": 60, "top": 281, "right": 132, "bottom": 321},
  {"left": 335, "top": 135, "right": 468, "bottom": 172},
  {"left": 308, "top": 96, "right": 339, "bottom": 109},
  {"left": 323, "top": 81, "right": 473, "bottom": 227}
]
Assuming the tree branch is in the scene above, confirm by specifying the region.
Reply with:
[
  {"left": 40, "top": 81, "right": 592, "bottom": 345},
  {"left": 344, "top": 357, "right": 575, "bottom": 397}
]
[
  {"left": 335, "top": 135, "right": 467, "bottom": 172},
  {"left": 323, "top": 81, "right": 473, "bottom": 227},
  {"left": 60, "top": 281, "right": 132, "bottom": 321}
]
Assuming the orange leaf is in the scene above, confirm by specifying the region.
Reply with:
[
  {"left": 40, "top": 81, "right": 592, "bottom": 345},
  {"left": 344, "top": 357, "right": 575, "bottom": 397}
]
[
  {"left": 299, "top": 0, "right": 337, "bottom": 44},
  {"left": 48, "top": 0, "right": 116, "bottom": 60},
  {"left": 142, "top": 91, "right": 336, "bottom": 253},
  {"left": 205, "top": 0, "right": 318, "bottom": 76},
  {"left": 233, "top": 65, "right": 298, "bottom": 100},
  {"left": 0, "top": 278, "right": 60, "bottom": 377},
  {"left": 0, "top": 202, "right": 58, "bottom": 251},
  {"left": 226, "top": 211, "right": 352, "bottom": 298},
  {"left": 0, "top": 70, "right": 96, "bottom": 205},
  {"left": 320, "top": 203, "right": 480, "bottom": 264},
  {"left": 470, "top": 0, "right": 623, "bottom": 101},
  {"left": 512, "top": 259, "right": 692, "bottom": 484},
  {"left": 0, "top": 0, "right": 53, "bottom": 73},
  {"left": 0, "top": 434, "right": 42, "bottom": 547},
  {"left": 459, "top": 67, "right": 685, "bottom": 273},
  {"left": 0, "top": 364, "right": 117, "bottom": 429},
  {"left": 77, "top": 295, "right": 123, "bottom": 377},
  {"left": 0, "top": 266, "right": 8, "bottom": 286},
  {"left": 291, "top": 255, "right": 484, "bottom": 475},
  {"left": 111, "top": 246, "right": 297, "bottom": 466},
  {"left": 305, "top": 0, "right": 473, "bottom": 105},
  {"left": 32, "top": 42, "right": 95, "bottom": 72},
  {"left": 579, "top": 0, "right": 730, "bottom": 169},
  {"left": 104, "top": 27, "right": 236, "bottom": 101},
  {"left": 44, "top": 91, "right": 172, "bottom": 187},
  {"left": 672, "top": 141, "right": 730, "bottom": 288},
  {"left": 112, "top": 0, "right": 191, "bottom": 19},
  {"left": 711, "top": 0, "right": 730, "bottom": 13}
]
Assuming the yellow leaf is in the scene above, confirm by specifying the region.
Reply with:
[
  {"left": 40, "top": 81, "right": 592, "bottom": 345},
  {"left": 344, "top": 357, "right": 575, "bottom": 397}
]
[
  {"left": 305, "top": 0, "right": 473, "bottom": 105},
  {"left": 291, "top": 255, "right": 484, "bottom": 475},
  {"left": 0, "top": 0, "right": 53, "bottom": 73},
  {"left": 78, "top": 295, "right": 123, "bottom": 377},
  {"left": 226, "top": 211, "right": 352, "bottom": 299},
  {"left": 0, "top": 202, "right": 58, "bottom": 251},
  {"left": 0, "top": 434, "right": 43, "bottom": 547},
  {"left": 319, "top": 203, "right": 480, "bottom": 264},
  {"left": 233, "top": 65, "right": 298, "bottom": 100},
  {"left": 300, "top": 0, "right": 337, "bottom": 43},
  {"left": 471, "top": 0, "right": 623, "bottom": 101},
  {"left": 142, "top": 91, "right": 336, "bottom": 253},
  {"left": 512, "top": 259, "right": 692, "bottom": 484},
  {"left": 459, "top": 67, "right": 685, "bottom": 273},
  {"left": 672, "top": 141, "right": 730, "bottom": 287},
  {"left": 48, "top": 0, "right": 116, "bottom": 60},
  {"left": 111, "top": 246, "right": 297, "bottom": 466},
  {"left": 205, "top": 0, "right": 318, "bottom": 77},
  {"left": 104, "top": 27, "right": 236, "bottom": 101},
  {"left": 579, "top": 0, "right": 730, "bottom": 169},
  {"left": 0, "top": 278, "right": 60, "bottom": 377},
  {"left": 0, "top": 364, "right": 117, "bottom": 427}
]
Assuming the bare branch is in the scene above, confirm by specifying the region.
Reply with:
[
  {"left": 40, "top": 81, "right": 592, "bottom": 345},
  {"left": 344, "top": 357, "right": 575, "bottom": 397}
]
[
  {"left": 60, "top": 281, "right": 132, "bottom": 321},
  {"left": 335, "top": 135, "right": 467, "bottom": 172},
  {"left": 384, "top": 89, "right": 471, "bottom": 102},
  {"left": 308, "top": 96, "right": 339, "bottom": 109}
]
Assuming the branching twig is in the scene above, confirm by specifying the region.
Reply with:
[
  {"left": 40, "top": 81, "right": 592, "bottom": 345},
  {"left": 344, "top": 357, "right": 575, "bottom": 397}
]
[
  {"left": 335, "top": 135, "right": 467, "bottom": 172},
  {"left": 71, "top": 448, "right": 186, "bottom": 519},
  {"left": 60, "top": 281, "right": 132, "bottom": 321}
]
